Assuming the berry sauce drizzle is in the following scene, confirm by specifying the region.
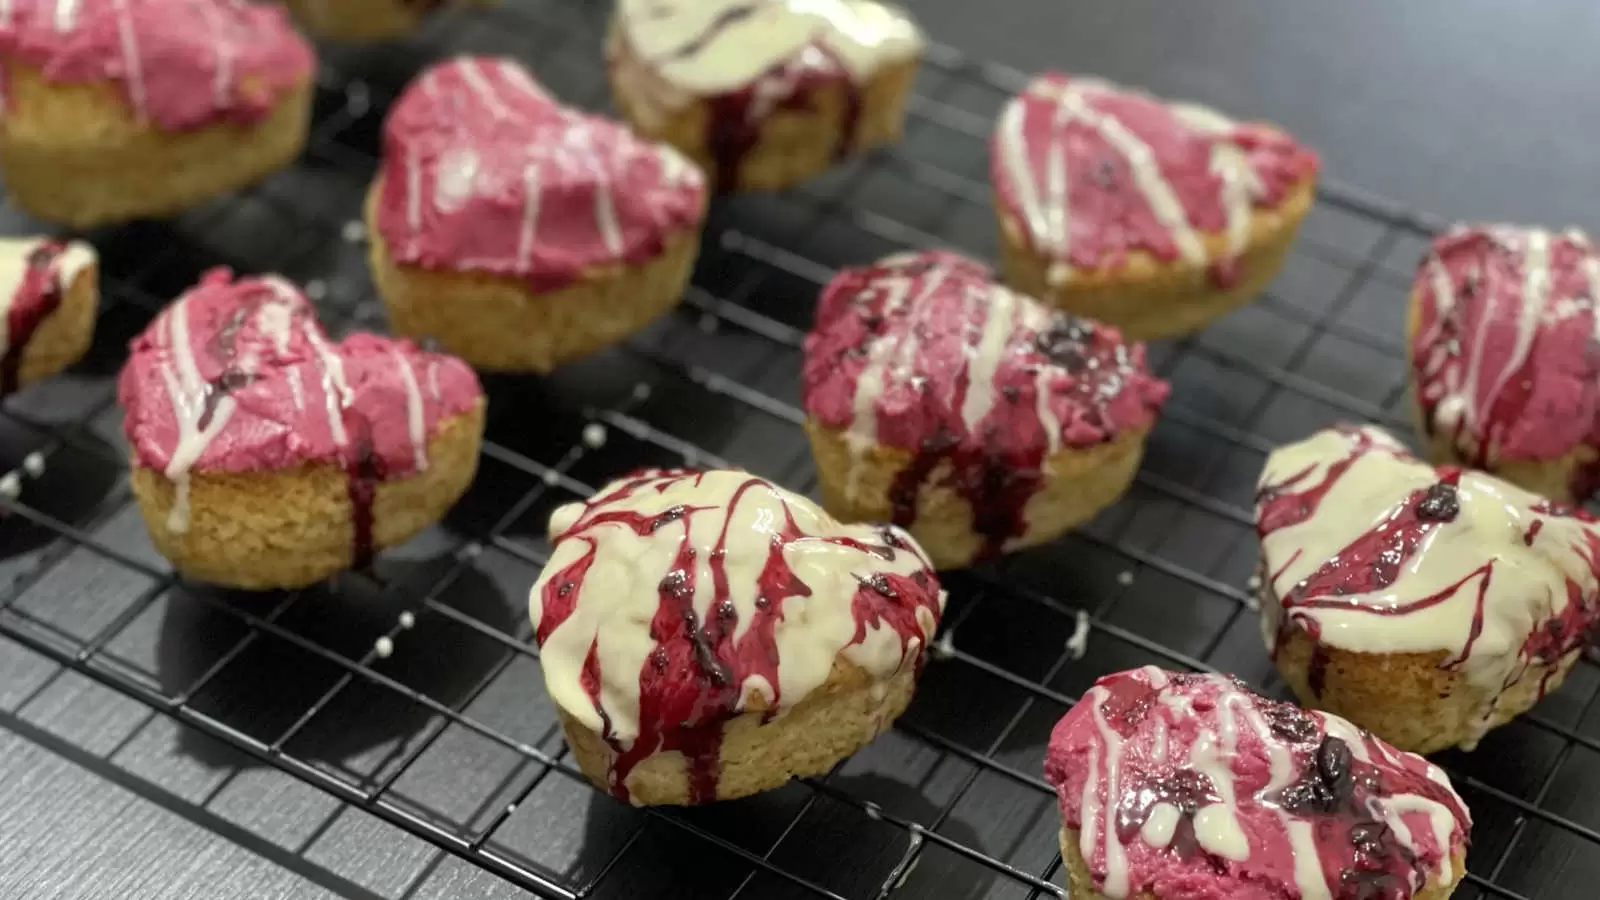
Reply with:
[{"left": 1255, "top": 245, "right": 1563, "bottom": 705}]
[
  {"left": 608, "top": 0, "right": 922, "bottom": 192},
  {"left": 1046, "top": 667, "right": 1471, "bottom": 900},
  {"left": 991, "top": 73, "right": 1318, "bottom": 281},
  {"left": 529, "top": 469, "right": 944, "bottom": 804},
  {"left": 702, "top": 51, "right": 862, "bottom": 191},
  {"left": 802, "top": 251, "right": 1167, "bottom": 561},
  {"left": 1410, "top": 226, "right": 1600, "bottom": 501},
  {"left": 1255, "top": 425, "right": 1600, "bottom": 739},
  {"left": 117, "top": 268, "right": 482, "bottom": 564},
  {"left": 0, "top": 240, "right": 93, "bottom": 395}
]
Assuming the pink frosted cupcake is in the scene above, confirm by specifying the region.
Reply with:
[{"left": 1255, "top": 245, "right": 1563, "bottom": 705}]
[
  {"left": 0, "top": 0, "right": 315, "bottom": 227},
  {"left": 118, "top": 269, "right": 485, "bottom": 589},
  {"left": 991, "top": 73, "right": 1319, "bottom": 339},
  {"left": 1047, "top": 667, "right": 1471, "bottom": 900},
  {"left": 1410, "top": 224, "right": 1600, "bottom": 503},
  {"left": 367, "top": 55, "right": 707, "bottom": 373},
  {"left": 802, "top": 250, "right": 1168, "bottom": 569}
]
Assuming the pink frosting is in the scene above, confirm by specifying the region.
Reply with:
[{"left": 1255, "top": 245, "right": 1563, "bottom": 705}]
[
  {"left": 1046, "top": 668, "right": 1471, "bottom": 900},
  {"left": 802, "top": 250, "right": 1167, "bottom": 559},
  {"left": 1411, "top": 226, "right": 1600, "bottom": 497},
  {"left": 0, "top": 0, "right": 313, "bottom": 131},
  {"left": 118, "top": 268, "right": 482, "bottom": 478},
  {"left": 990, "top": 72, "right": 1318, "bottom": 280},
  {"left": 374, "top": 56, "right": 707, "bottom": 293}
]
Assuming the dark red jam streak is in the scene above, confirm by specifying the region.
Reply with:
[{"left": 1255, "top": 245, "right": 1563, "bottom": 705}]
[
  {"left": 1410, "top": 229, "right": 1600, "bottom": 500},
  {"left": 536, "top": 470, "right": 939, "bottom": 803},
  {"left": 991, "top": 74, "right": 1318, "bottom": 281},
  {"left": 646, "top": 0, "right": 865, "bottom": 191},
  {"left": 802, "top": 252, "right": 1167, "bottom": 563},
  {"left": 1257, "top": 432, "right": 1600, "bottom": 699},
  {"left": 1051, "top": 670, "right": 1469, "bottom": 900},
  {"left": 1, "top": 242, "right": 68, "bottom": 396}
]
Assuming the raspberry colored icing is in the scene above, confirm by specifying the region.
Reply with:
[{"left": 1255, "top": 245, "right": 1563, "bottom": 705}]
[
  {"left": 991, "top": 73, "right": 1318, "bottom": 285},
  {"left": 801, "top": 250, "right": 1168, "bottom": 559},
  {"left": 528, "top": 468, "right": 944, "bottom": 805},
  {"left": 606, "top": 0, "right": 923, "bottom": 191},
  {"left": 1256, "top": 425, "right": 1600, "bottom": 747},
  {"left": 0, "top": 236, "right": 95, "bottom": 394},
  {"left": 1411, "top": 225, "right": 1600, "bottom": 497},
  {"left": 1047, "top": 667, "right": 1470, "bottom": 900},
  {"left": 118, "top": 268, "right": 482, "bottom": 562},
  {"left": 375, "top": 56, "right": 706, "bottom": 293},
  {"left": 0, "top": 0, "right": 313, "bottom": 131}
]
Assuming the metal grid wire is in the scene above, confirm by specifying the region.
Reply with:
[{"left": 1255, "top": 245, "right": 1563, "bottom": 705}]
[{"left": 0, "top": 1, "right": 1597, "bottom": 898}]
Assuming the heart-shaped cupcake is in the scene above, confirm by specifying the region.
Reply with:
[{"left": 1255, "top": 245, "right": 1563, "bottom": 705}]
[
  {"left": 118, "top": 268, "right": 485, "bottom": 589},
  {"left": 367, "top": 56, "right": 706, "bottom": 372}
]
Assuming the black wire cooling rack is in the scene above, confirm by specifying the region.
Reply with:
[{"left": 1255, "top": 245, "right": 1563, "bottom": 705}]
[{"left": 0, "top": 1, "right": 1596, "bottom": 898}]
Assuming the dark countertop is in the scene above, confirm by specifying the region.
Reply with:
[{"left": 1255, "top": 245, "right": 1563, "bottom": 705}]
[{"left": 2, "top": 1, "right": 1593, "bottom": 898}]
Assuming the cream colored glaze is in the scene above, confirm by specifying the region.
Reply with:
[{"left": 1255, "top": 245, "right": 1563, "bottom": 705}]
[
  {"left": 528, "top": 470, "right": 944, "bottom": 743},
  {"left": 1258, "top": 426, "right": 1600, "bottom": 717},
  {"left": 612, "top": 0, "right": 922, "bottom": 105}
]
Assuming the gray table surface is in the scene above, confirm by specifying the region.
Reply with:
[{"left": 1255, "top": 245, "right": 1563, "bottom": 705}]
[{"left": 1, "top": 1, "right": 1590, "bottom": 898}]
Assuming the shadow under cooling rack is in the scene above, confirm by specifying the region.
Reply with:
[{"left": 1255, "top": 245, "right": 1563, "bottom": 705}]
[{"left": 0, "top": 1, "right": 1598, "bottom": 899}]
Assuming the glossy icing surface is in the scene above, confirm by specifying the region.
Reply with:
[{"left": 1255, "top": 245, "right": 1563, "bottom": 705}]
[
  {"left": 0, "top": 0, "right": 313, "bottom": 130},
  {"left": 1256, "top": 425, "right": 1600, "bottom": 744},
  {"left": 529, "top": 468, "right": 943, "bottom": 803},
  {"left": 991, "top": 73, "right": 1318, "bottom": 285},
  {"left": 376, "top": 56, "right": 705, "bottom": 292},
  {"left": 1411, "top": 225, "right": 1600, "bottom": 496},
  {"left": 118, "top": 268, "right": 482, "bottom": 561},
  {"left": 0, "top": 236, "right": 94, "bottom": 394},
  {"left": 608, "top": 0, "right": 921, "bottom": 191},
  {"left": 802, "top": 250, "right": 1167, "bottom": 558},
  {"left": 1047, "top": 667, "right": 1469, "bottom": 900}
]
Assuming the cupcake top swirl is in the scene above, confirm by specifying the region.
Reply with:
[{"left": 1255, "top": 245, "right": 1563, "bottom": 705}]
[
  {"left": 611, "top": 0, "right": 922, "bottom": 99},
  {"left": 990, "top": 73, "right": 1317, "bottom": 284},
  {"left": 1410, "top": 225, "right": 1600, "bottom": 494},
  {"left": 0, "top": 0, "right": 313, "bottom": 130},
  {"left": 529, "top": 468, "right": 944, "bottom": 803},
  {"left": 1046, "top": 667, "right": 1470, "bottom": 900},
  {"left": 376, "top": 56, "right": 706, "bottom": 292},
  {"left": 1256, "top": 425, "right": 1600, "bottom": 740}
]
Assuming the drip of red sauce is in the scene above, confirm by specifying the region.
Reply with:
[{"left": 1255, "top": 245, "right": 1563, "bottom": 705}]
[
  {"left": 343, "top": 422, "right": 387, "bottom": 572},
  {"left": 536, "top": 470, "right": 941, "bottom": 803},
  {"left": 1, "top": 242, "right": 68, "bottom": 395},
  {"left": 703, "top": 51, "right": 862, "bottom": 192},
  {"left": 1047, "top": 669, "right": 1470, "bottom": 900}
]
